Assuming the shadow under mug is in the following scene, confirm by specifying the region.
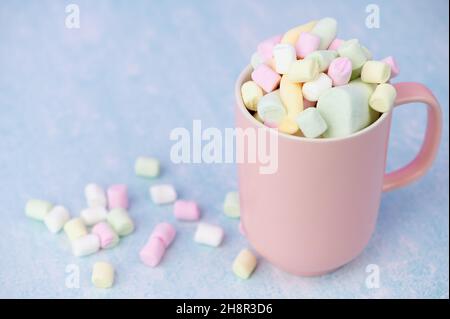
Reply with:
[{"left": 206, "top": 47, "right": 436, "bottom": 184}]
[{"left": 235, "top": 65, "right": 442, "bottom": 276}]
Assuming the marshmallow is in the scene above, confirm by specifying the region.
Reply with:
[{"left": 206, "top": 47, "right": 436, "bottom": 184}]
[
  {"left": 273, "top": 44, "right": 296, "bottom": 74},
  {"left": 91, "top": 222, "right": 119, "bottom": 249},
  {"left": 232, "top": 249, "right": 257, "bottom": 279},
  {"left": 107, "top": 208, "right": 134, "bottom": 236},
  {"left": 328, "top": 38, "right": 344, "bottom": 51},
  {"left": 337, "top": 39, "right": 368, "bottom": 70},
  {"left": 25, "top": 199, "right": 53, "bottom": 221},
  {"left": 149, "top": 184, "right": 177, "bottom": 205},
  {"left": 302, "top": 73, "right": 332, "bottom": 102},
  {"left": 296, "top": 107, "right": 328, "bottom": 138},
  {"left": 80, "top": 206, "right": 107, "bottom": 226},
  {"left": 149, "top": 222, "right": 176, "bottom": 248},
  {"left": 44, "top": 206, "right": 70, "bottom": 233},
  {"left": 287, "top": 59, "right": 320, "bottom": 83},
  {"left": 135, "top": 156, "right": 160, "bottom": 178},
  {"left": 251, "top": 64, "right": 281, "bottom": 93},
  {"left": 295, "top": 32, "right": 320, "bottom": 58},
  {"left": 84, "top": 183, "right": 107, "bottom": 208},
  {"left": 174, "top": 200, "right": 200, "bottom": 221},
  {"left": 64, "top": 218, "right": 88, "bottom": 241},
  {"left": 369, "top": 83, "right": 397, "bottom": 113},
  {"left": 305, "top": 50, "right": 338, "bottom": 72},
  {"left": 317, "top": 81, "right": 378, "bottom": 138},
  {"left": 381, "top": 56, "right": 399, "bottom": 79},
  {"left": 310, "top": 17, "right": 337, "bottom": 50},
  {"left": 327, "top": 57, "right": 352, "bottom": 86},
  {"left": 194, "top": 223, "right": 224, "bottom": 247},
  {"left": 281, "top": 20, "right": 317, "bottom": 46},
  {"left": 72, "top": 234, "right": 100, "bottom": 257},
  {"left": 280, "top": 74, "right": 303, "bottom": 119},
  {"left": 257, "top": 34, "right": 282, "bottom": 61},
  {"left": 92, "top": 262, "right": 114, "bottom": 288},
  {"left": 241, "top": 81, "right": 263, "bottom": 111},
  {"left": 361, "top": 61, "right": 391, "bottom": 84},
  {"left": 223, "top": 192, "right": 240, "bottom": 218},
  {"left": 257, "top": 90, "right": 286, "bottom": 125},
  {"left": 140, "top": 237, "right": 166, "bottom": 267},
  {"left": 250, "top": 52, "right": 264, "bottom": 69},
  {"left": 278, "top": 117, "right": 300, "bottom": 134},
  {"left": 107, "top": 184, "right": 128, "bottom": 209}
]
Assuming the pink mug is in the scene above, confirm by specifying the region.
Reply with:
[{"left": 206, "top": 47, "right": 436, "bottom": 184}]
[{"left": 235, "top": 66, "right": 442, "bottom": 276}]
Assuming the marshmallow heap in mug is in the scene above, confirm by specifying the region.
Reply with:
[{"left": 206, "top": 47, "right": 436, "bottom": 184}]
[{"left": 241, "top": 17, "right": 400, "bottom": 138}]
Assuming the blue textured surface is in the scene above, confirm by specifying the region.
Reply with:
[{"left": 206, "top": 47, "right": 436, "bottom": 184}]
[{"left": 0, "top": 0, "right": 448, "bottom": 298}]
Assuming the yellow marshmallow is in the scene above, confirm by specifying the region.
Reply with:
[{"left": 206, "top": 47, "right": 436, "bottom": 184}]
[
  {"left": 287, "top": 59, "right": 319, "bottom": 83},
  {"left": 241, "top": 81, "right": 263, "bottom": 111},
  {"left": 64, "top": 218, "right": 88, "bottom": 241},
  {"left": 281, "top": 20, "right": 317, "bottom": 46},
  {"left": 369, "top": 83, "right": 397, "bottom": 113},
  {"left": 278, "top": 117, "right": 299, "bottom": 134},
  {"left": 280, "top": 75, "right": 304, "bottom": 118},
  {"left": 92, "top": 262, "right": 114, "bottom": 288},
  {"left": 361, "top": 61, "right": 391, "bottom": 84},
  {"left": 232, "top": 249, "right": 257, "bottom": 279}
]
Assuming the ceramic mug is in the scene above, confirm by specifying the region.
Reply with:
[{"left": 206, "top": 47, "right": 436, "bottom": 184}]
[{"left": 235, "top": 65, "right": 442, "bottom": 276}]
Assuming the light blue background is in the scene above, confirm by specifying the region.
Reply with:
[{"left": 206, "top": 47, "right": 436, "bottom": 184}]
[{"left": 0, "top": 0, "right": 448, "bottom": 298}]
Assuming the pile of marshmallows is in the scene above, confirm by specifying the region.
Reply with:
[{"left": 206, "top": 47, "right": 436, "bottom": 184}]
[
  {"left": 26, "top": 157, "right": 257, "bottom": 288},
  {"left": 241, "top": 17, "right": 399, "bottom": 138}
]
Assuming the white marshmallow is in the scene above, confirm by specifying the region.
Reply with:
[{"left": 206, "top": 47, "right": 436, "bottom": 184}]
[
  {"left": 85, "top": 183, "right": 107, "bottom": 208},
  {"left": 44, "top": 206, "right": 70, "bottom": 233},
  {"left": 273, "top": 44, "right": 296, "bottom": 74},
  {"left": 80, "top": 207, "right": 108, "bottom": 226},
  {"left": 194, "top": 223, "right": 224, "bottom": 247},
  {"left": 257, "top": 90, "right": 286, "bottom": 125},
  {"left": 72, "top": 234, "right": 100, "bottom": 257},
  {"left": 296, "top": 107, "right": 328, "bottom": 138},
  {"left": 149, "top": 184, "right": 177, "bottom": 205},
  {"left": 302, "top": 73, "right": 332, "bottom": 102}
]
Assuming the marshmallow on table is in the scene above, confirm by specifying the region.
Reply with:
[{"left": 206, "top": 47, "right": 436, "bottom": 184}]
[
  {"left": 337, "top": 39, "right": 368, "bottom": 71},
  {"left": 64, "top": 218, "right": 88, "bottom": 241},
  {"left": 280, "top": 20, "right": 317, "bottom": 46},
  {"left": 256, "top": 34, "right": 282, "bottom": 61},
  {"left": 369, "top": 83, "right": 397, "bottom": 113},
  {"left": 92, "top": 221, "right": 119, "bottom": 249},
  {"left": 296, "top": 107, "right": 328, "bottom": 138},
  {"left": 92, "top": 262, "right": 114, "bottom": 288},
  {"left": 317, "top": 80, "right": 378, "bottom": 138},
  {"left": 81, "top": 207, "right": 107, "bottom": 226},
  {"left": 150, "top": 184, "right": 177, "bottom": 205},
  {"left": 223, "top": 192, "right": 240, "bottom": 218},
  {"left": 302, "top": 73, "right": 332, "bottom": 102},
  {"left": 140, "top": 222, "right": 176, "bottom": 267},
  {"left": 295, "top": 32, "right": 320, "bottom": 58},
  {"left": 149, "top": 222, "right": 176, "bottom": 248},
  {"left": 26, "top": 199, "right": 53, "bottom": 221},
  {"left": 194, "top": 223, "right": 224, "bottom": 247},
  {"left": 72, "top": 234, "right": 100, "bottom": 257},
  {"left": 287, "top": 59, "right": 320, "bottom": 83},
  {"left": 135, "top": 156, "right": 160, "bottom": 178},
  {"left": 85, "top": 183, "right": 107, "bottom": 208},
  {"left": 257, "top": 90, "right": 286, "bottom": 125},
  {"left": 328, "top": 38, "right": 344, "bottom": 51},
  {"left": 361, "top": 61, "right": 391, "bottom": 84},
  {"left": 250, "top": 52, "right": 264, "bottom": 69},
  {"left": 381, "top": 56, "right": 399, "bottom": 79},
  {"left": 107, "top": 208, "right": 134, "bottom": 236},
  {"left": 174, "top": 200, "right": 200, "bottom": 221},
  {"left": 241, "top": 81, "right": 263, "bottom": 111},
  {"left": 305, "top": 50, "right": 338, "bottom": 72},
  {"left": 327, "top": 57, "right": 352, "bottom": 86},
  {"left": 273, "top": 44, "right": 296, "bottom": 74},
  {"left": 251, "top": 64, "right": 281, "bottom": 93},
  {"left": 44, "top": 206, "right": 70, "bottom": 233},
  {"left": 232, "top": 249, "right": 257, "bottom": 279},
  {"left": 310, "top": 17, "right": 337, "bottom": 50},
  {"left": 107, "top": 184, "right": 128, "bottom": 209}
]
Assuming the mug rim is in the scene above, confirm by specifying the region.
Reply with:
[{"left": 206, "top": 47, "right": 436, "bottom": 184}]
[{"left": 235, "top": 65, "right": 390, "bottom": 143}]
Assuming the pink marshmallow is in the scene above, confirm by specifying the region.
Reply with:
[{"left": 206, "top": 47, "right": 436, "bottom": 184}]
[
  {"left": 107, "top": 184, "right": 128, "bottom": 209},
  {"left": 257, "top": 34, "right": 282, "bottom": 61},
  {"left": 140, "top": 237, "right": 166, "bottom": 267},
  {"left": 303, "top": 98, "right": 317, "bottom": 108},
  {"left": 173, "top": 200, "right": 200, "bottom": 221},
  {"left": 251, "top": 64, "right": 281, "bottom": 93},
  {"left": 295, "top": 32, "right": 320, "bottom": 58},
  {"left": 328, "top": 38, "right": 344, "bottom": 51},
  {"left": 381, "top": 56, "right": 400, "bottom": 79},
  {"left": 327, "top": 57, "right": 352, "bottom": 86},
  {"left": 91, "top": 222, "right": 118, "bottom": 249},
  {"left": 149, "top": 222, "right": 176, "bottom": 248}
]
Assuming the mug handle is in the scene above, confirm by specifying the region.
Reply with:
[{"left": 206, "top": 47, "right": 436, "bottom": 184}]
[{"left": 383, "top": 82, "right": 442, "bottom": 192}]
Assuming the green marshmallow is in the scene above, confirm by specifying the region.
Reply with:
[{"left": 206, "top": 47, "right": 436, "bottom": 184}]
[
  {"left": 305, "top": 50, "right": 338, "bottom": 72},
  {"left": 107, "top": 208, "right": 134, "bottom": 236},
  {"left": 223, "top": 192, "right": 240, "bottom": 218},
  {"left": 25, "top": 199, "right": 53, "bottom": 221},
  {"left": 338, "top": 39, "right": 368, "bottom": 70},
  {"left": 135, "top": 156, "right": 160, "bottom": 178},
  {"left": 310, "top": 17, "right": 338, "bottom": 50}
]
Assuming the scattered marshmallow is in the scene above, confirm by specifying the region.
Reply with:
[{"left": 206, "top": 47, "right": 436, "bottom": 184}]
[
  {"left": 251, "top": 64, "right": 282, "bottom": 93},
  {"left": 135, "top": 156, "right": 160, "bottom": 178},
  {"left": 80, "top": 206, "right": 107, "bottom": 226},
  {"left": 64, "top": 218, "right": 88, "bottom": 241},
  {"left": 72, "top": 234, "right": 100, "bottom": 257},
  {"left": 232, "top": 249, "right": 257, "bottom": 279},
  {"left": 44, "top": 206, "right": 70, "bottom": 233},
  {"left": 273, "top": 43, "right": 296, "bottom": 74},
  {"left": 107, "top": 184, "right": 128, "bottom": 209},
  {"left": 25, "top": 199, "right": 53, "bottom": 221},
  {"left": 361, "top": 61, "right": 391, "bottom": 84},
  {"left": 174, "top": 200, "right": 200, "bottom": 221},
  {"left": 149, "top": 222, "right": 176, "bottom": 248},
  {"left": 296, "top": 107, "right": 328, "bottom": 138},
  {"left": 149, "top": 184, "right": 177, "bottom": 205},
  {"left": 302, "top": 73, "right": 332, "bottom": 102},
  {"left": 106, "top": 208, "right": 134, "bottom": 236},
  {"left": 84, "top": 183, "right": 107, "bottom": 208},
  {"left": 223, "top": 192, "right": 240, "bottom": 218},
  {"left": 241, "top": 80, "right": 263, "bottom": 111},
  {"left": 369, "top": 83, "right": 397, "bottom": 113},
  {"left": 194, "top": 223, "right": 224, "bottom": 247},
  {"left": 92, "top": 262, "right": 114, "bottom": 288},
  {"left": 140, "top": 222, "right": 176, "bottom": 267},
  {"left": 91, "top": 221, "right": 119, "bottom": 249}
]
